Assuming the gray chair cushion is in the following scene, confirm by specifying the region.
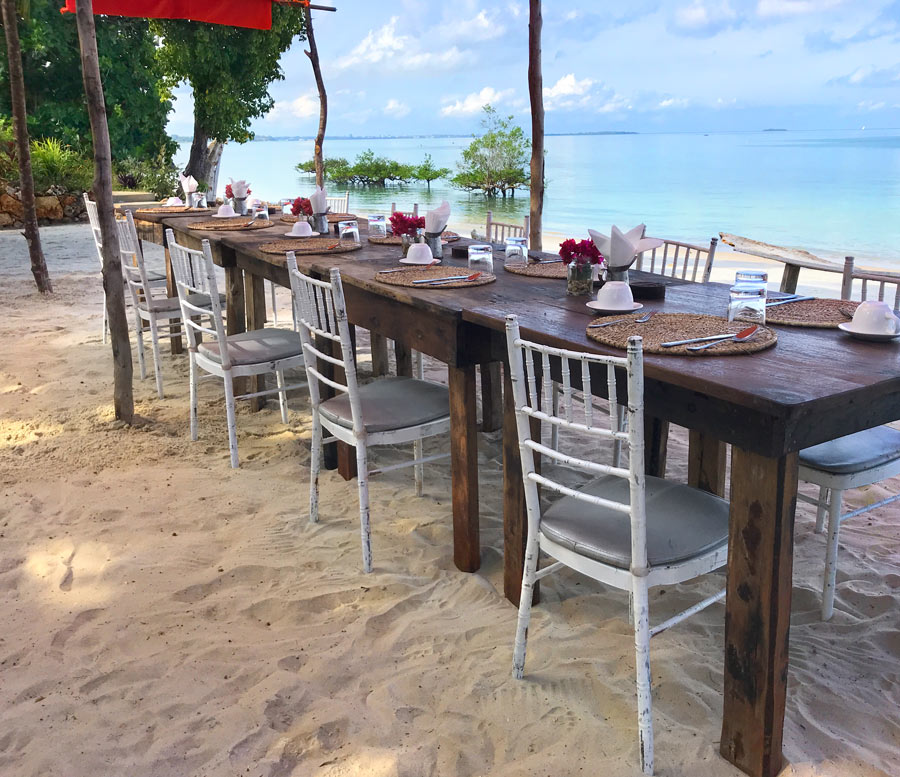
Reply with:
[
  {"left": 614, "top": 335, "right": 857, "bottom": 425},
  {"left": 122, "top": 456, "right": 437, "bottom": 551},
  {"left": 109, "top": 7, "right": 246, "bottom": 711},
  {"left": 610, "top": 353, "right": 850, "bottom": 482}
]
[
  {"left": 198, "top": 328, "right": 303, "bottom": 366},
  {"left": 319, "top": 376, "right": 449, "bottom": 434},
  {"left": 799, "top": 426, "right": 900, "bottom": 475},
  {"left": 146, "top": 292, "right": 225, "bottom": 313},
  {"left": 540, "top": 475, "right": 729, "bottom": 569}
]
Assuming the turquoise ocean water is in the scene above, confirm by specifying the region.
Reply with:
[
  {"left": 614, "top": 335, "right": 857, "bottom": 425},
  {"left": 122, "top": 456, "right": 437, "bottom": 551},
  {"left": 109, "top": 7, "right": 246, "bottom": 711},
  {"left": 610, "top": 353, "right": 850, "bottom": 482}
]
[{"left": 178, "top": 129, "right": 900, "bottom": 266}]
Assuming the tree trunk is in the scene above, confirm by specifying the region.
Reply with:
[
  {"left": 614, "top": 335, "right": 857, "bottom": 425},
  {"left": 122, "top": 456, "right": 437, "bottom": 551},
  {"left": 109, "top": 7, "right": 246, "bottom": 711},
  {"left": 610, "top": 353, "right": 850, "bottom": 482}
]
[
  {"left": 75, "top": 0, "right": 134, "bottom": 423},
  {"left": 2, "top": 0, "right": 52, "bottom": 293},
  {"left": 527, "top": 0, "right": 544, "bottom": 251},
  {"left": 184, "top": 110, "right": 211, "bottom": 182},
  {"left": 304, "top": 6, "right": 327, "bottom": 189}
]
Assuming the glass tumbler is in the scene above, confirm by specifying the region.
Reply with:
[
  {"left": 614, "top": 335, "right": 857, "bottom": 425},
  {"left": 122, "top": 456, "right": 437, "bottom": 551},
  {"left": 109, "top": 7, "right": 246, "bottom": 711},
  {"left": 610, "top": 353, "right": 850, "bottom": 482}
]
[
  {"left": 468, "top": 244, "right": 494, "bottom": 273},
  {"left": 338, "top": 219, "right": 360, "bottom": 244},
  {"left": 728, "top": 283, "right": 767, "bottom": 324},
  {"left": 368, "top": 215, "right": 387, "bottom": 238},
  {"left": 504, "top": 236, "right": 528, "bottom": 267}
]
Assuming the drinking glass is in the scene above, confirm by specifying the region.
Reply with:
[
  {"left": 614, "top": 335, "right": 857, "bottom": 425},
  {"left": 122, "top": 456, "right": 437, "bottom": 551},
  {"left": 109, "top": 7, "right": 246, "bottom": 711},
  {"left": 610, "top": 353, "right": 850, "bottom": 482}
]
[
  {"left": 338, "top": 219, "right": 360, "bottom": 244},
  {"left": 468, "top": 244, "right": 493, "bottom": 273},
  {"left": 504, "top": 236, "right": 528, "bottom": 267},
  {"left": 728, "top": 269, "right": 768, "bottom": 323},
  {"left": 734, "top": 269, "right": 769, "bottom": 287},
  {"left": 368, "top": 215, "right": 387, "bottom": 238},
  {"left": 280, "top": 198, "right": 294, "bottom": 215}
]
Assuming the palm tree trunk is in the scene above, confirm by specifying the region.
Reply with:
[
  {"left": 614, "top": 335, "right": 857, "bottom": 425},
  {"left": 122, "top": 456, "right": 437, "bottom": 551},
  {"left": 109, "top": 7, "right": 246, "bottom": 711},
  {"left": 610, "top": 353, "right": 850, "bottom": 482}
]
[
  {"left": 304, "top": 6, "right": 327, "bottom": 189},
  {"left": 2, "top": 0, "right": 52, "bottom": 293},
  {"left": 74, "top": 0, "right": 134, "bottom": 423},
  {"left": 527, "top": 0, "right": 544, "bottom": 251}
]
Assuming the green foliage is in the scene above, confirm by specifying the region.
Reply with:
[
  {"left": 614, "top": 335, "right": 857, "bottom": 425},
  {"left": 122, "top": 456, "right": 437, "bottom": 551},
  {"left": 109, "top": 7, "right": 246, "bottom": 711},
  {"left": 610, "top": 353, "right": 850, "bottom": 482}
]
[
  {"left": 152, "top": 7, "right": 306, "bottom": 145},
  {"left": 297, "top": 150, "right": 450, "bottom": 188},
  {"left": 0, "top": 4, "right": 175, "bottom": 163},
  {"left": 114, "top": 155, "right": 180, "bottom": 199},
  {"left": 29, "top": 138, "right": 93, "bottom": 192},
  {"left": 451, "top": 105, "right": 530, "bottom": 197}
]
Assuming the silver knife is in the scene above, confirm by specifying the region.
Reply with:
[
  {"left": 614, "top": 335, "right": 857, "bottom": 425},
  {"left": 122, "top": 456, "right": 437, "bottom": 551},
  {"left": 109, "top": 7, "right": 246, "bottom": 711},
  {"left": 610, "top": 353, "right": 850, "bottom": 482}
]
[
  {"left": 766, "top": 295, "right": 815, "bottom": 308},
  {"left": 413, "top": 275, "right": 469, "bottom": 284},
  {"left": 661, "top": 333, "right": 742, "bottom": 347}
]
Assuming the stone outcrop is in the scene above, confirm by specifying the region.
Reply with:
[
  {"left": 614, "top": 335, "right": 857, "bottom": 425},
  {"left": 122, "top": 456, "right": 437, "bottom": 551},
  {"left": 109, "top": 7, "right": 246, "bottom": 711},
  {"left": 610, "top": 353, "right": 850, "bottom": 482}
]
[{"left": 0, "top": 183, "right": 87, "bottom": 229}]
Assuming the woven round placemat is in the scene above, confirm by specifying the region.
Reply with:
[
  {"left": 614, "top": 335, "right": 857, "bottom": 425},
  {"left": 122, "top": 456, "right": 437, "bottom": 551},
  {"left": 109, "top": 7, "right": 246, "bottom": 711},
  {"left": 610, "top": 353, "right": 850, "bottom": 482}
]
[
  {"left": 586, "top": 312, "right": 777, "bottom": 356},
  {"left": 135, "top": 206, "right": 210, "bottom": 215},
  {"left": 368, "top": 234, "right": 403, "bottom": 245},
  {"left": 766, "top": 298, "right": 859, "bottom": 328},
  {"left": 443, "top": 231, "right": 460, "bottom": 242},
  {"left": 376, "top": 265, "right": 496, "bottom": 290},
  {"left": 258, "top": 238, "right": 362, "bottom": 255},
  {"left": 188, "top": 217, "right": 276, "bottom": 232},
  {"left": 327, "top": 212, "right": 357, "bottom": 223},
  {"left": 504, "top": 261, "right": 567, "bottom": 279}
]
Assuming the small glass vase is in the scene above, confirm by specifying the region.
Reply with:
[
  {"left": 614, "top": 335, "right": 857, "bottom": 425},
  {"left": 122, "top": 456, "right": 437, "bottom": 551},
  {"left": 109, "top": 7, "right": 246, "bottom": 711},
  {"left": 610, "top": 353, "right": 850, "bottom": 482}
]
[{"left": 567, "top": 261, "right": 593, "bottom": 296}]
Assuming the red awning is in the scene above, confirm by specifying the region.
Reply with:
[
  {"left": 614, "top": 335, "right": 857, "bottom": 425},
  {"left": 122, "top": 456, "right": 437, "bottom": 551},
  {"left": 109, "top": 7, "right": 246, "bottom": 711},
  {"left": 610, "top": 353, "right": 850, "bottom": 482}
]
[{"left": 61, "top": 0, "right": 273, "bottom": 30}]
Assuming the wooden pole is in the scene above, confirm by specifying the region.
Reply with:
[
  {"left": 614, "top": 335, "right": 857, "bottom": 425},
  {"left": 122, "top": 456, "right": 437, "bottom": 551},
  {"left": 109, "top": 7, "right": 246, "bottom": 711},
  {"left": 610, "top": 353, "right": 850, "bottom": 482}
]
[
  {"left": 2, "top": 0, "right": 52, "bottom": 293},
  {"left": 74, "top": 0, "right": 134, "bottom": 423},
  {"left": 527, "top": 0, "right": 544, "bottom": 251},
  {"left": 304, "top": 5, "right": 327, "bottom": 189}
]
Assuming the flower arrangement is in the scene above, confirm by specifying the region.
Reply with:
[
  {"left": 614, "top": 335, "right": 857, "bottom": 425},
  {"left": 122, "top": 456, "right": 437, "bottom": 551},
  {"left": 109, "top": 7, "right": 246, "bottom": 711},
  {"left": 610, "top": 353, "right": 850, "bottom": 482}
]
[
  {"left": 291, "top": 196, "right": 313, "bottom": 216},
  {"left": 225, "top": 183, "right": 251, "bottom": 199},
  {"left": 559, "top": 238, "right": 603, "bottom": 268},
  {"left": 390, "top": 211, "right": 425, "bottom": 237}
]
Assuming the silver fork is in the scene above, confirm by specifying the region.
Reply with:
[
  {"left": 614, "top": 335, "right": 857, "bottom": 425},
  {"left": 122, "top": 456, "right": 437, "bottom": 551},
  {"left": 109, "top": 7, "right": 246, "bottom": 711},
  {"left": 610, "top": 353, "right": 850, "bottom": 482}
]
[{"left": 588, "top": 311, "right": 655, "bottom": 329}]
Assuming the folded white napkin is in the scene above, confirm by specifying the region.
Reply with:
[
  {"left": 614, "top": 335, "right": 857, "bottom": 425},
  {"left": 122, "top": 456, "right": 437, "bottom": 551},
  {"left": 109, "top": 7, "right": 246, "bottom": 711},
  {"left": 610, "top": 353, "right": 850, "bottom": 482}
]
[
  {"left": 589, "top": 224, "right": 663, "bottom": 269},
  {"left": 425, "top": 200, "right": 451, "bottom": 233},
  {"left": 229, "top": 178, "right": 250, "bottom": 199},
  {"left": 179, "top": 174, "right": 198, "bottom": 196},
  {"left": 310, "top": 186, "right": 327, "bottom": 214}
]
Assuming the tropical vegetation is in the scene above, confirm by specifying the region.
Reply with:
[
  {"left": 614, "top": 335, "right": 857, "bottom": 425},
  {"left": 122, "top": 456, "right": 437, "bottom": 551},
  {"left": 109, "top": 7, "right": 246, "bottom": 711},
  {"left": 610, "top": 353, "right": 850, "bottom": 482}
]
[
  {"left": 451, "top": 105, "right": 531, "bottom": 197},
  {"left": 296, "top": 150, "right": 451, "bottom": 188}
]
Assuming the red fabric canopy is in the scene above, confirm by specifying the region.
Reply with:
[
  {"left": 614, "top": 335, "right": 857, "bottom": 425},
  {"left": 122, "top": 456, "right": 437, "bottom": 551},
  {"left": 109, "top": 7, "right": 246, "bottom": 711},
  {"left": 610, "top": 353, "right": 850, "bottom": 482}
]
[{"left": 61, "top": 0, "right": 273, "bottom": 30}]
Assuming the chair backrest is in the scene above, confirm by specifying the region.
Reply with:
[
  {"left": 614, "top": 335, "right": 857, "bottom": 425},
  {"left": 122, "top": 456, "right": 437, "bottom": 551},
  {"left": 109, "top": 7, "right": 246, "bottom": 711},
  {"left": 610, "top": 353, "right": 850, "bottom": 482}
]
[
  {"left": 390, "top": 202, "right": 419, "bottom": 218},
  {"left": 635, "top": 237, "right": 718, "bottom": 283},
  {"left": 116, "top": 212, "right": 152, "bottom": 302},
  {"left": 84, "top": 193, "right": 104, "bottom": 266},
  {"left": 286, "top": 254, "right": 363, "bottom": 433},
  {"left": 166, "top": 228, "right": 230, "bottom": 364},
  {"left": 840, "top": 256, "right": 900, "bottom": 308},
  {"left": 486, "top": 211, "right": 530, "bottom": 246},
  {"left": 504, "top": 315, "right": 649, "bottom": 571},
  {"left": 325, "top": 193, "right": 349, "bottom": 213}
]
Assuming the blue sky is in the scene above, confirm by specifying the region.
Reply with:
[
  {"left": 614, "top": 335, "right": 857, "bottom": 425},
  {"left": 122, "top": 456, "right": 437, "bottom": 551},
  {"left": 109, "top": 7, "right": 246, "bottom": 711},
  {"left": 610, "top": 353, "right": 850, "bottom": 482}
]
[{"left": 167, "top": 0, "right": 900, "bottom": 137}]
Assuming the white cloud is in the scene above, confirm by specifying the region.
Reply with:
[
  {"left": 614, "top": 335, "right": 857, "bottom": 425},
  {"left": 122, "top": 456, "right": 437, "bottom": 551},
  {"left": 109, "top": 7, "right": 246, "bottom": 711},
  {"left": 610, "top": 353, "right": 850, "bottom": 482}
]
[
  {"left": 857, "top": 100, "right": 886, "bottom": 111},
  {"left": 674, "top": 1, "right": 736, "bottom": 30},
  {"left": 543, "top": 74, "right": 595, "bottom": 110},
  {"left": 597, "top": 94, "right": 633, "bottom": 114},
  {"left": 384, "top": 99, "right": 410, "bottom": 118},
  {"left": 657, "top": 97, "right": 690, "bottom": 109},
  {"left": 440, "top": 87, "right": 515, "bottom": 116},
  {"left": 757, "top": 0, "right": 845, "bottom": 18},
  {"left": 449, "top": 10, "right": 505, "bottom": 41},
  {"left": 268, "top": 92, "right": 318, "bottom": 121},
  {"left": 338, "top": 17, "right": 464, "bottom": 70}
]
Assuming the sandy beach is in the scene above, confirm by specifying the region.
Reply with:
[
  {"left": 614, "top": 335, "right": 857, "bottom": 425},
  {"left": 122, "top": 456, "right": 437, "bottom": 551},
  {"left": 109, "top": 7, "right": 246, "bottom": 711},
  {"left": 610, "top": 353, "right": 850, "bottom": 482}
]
[{"left": 0, "top": 223, "right": 898, "bottom": 777}]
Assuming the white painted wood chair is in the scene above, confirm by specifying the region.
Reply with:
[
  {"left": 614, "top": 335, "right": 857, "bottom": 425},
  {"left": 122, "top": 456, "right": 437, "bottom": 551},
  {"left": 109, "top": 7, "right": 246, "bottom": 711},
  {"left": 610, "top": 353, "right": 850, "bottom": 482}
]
[
  {"left": 287, "top": 254, "right": 451, "bottom": 573},
  {"left": 117, "top": 211, "right": 221, "bottom": 399},
  {"left": 325, "top": 192, "right": 350, "bottom": 213},
  {"left": 795, "top": 256, "right": 900, "bottom": 620},
  {"left": 166, "top": 229, "right": 306, "bottom": 468},
  {"left": 486, "top": 211, "right": 529, "bottom": 246},
  {"left": 635, "top": 236, "right": 718, "bottom": 283},
  {"left": 84, "top": 193, "right": 166, "bottom": 343},
  {"left": 505, "top": 315, "right": 730, "bottom": 775},
  {"left": 390, "top": 202, "right": 419, "bottom": 218}
]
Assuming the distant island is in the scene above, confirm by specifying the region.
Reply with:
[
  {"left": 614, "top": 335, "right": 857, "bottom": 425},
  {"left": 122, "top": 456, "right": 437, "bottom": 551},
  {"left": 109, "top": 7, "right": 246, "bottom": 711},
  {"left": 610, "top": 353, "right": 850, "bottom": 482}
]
[
  {"left": 763, "top": 128, "right": 788, "bottom": 132},
  {"left": 171, "top": 131, "right": 640, "bottom": 142}
]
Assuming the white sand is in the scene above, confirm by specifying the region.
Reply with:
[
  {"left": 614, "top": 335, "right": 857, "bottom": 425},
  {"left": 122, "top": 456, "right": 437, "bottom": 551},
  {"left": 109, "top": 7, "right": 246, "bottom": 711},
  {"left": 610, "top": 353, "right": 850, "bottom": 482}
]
[{"left": 0, "top": 224, "right": 898, "bottom": 777}]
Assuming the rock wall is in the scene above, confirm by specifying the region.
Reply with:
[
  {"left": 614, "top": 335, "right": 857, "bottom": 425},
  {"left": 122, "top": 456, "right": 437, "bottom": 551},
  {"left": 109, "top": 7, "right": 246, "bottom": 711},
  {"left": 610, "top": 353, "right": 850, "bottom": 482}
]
[{"left": 0, "top": 185, "right": 87, "bottom": 228}]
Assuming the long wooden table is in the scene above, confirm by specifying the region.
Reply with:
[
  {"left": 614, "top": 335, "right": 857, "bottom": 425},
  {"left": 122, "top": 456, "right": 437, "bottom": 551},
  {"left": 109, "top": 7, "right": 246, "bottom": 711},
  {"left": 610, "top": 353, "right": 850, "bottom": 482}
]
[{"left": 155, "top": 214, "right": 900, "bottom": 777}]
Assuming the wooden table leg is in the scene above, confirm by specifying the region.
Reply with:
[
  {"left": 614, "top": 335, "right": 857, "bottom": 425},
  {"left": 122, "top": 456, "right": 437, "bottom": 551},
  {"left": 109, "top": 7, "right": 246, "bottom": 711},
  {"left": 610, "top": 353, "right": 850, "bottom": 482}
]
[
  {"left": 370, "top": 333, "right": 389, "bottom": 376},
  {"left": 779, "top": 265, "right": 800, "bottom": 294},
  {"left": 644, "top": 416, "right": 669, "bottom": 477},
  {"left": 164, "top": 246, "right": 183, "bottom": 355},
  {"left": 449, "top": 365, "right": 480, "bottom": 573},
  {"left": 245, "top": 272, "right": 267, "bottom": 410},
  {"left": 688, "top": 429, "right": 727, "bottom": 497},
  {"left": 395, "top": 340, "right": 412, "bottom": 377},
  {"left": 480, "top": 363, "right": 503, "bottom": 432},
  {"left": 720, "top": 446, "right": 798, "bottom": 777}
]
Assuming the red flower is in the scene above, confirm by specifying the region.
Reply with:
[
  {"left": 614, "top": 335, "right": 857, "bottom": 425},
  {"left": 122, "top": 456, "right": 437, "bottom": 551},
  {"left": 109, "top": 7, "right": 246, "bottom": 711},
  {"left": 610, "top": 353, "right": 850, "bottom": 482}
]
[
  {"left": 559, "top": 238, "right": 603, "bottom": 268},
  {"left": 291, "top": 196, "right": 313, "bottom": 216},
  {"left": 225, "top": 184, "right": 250, "bottom": 199},
  {"left": 389, "top": 211, "right": 426, "bottom": 237}
]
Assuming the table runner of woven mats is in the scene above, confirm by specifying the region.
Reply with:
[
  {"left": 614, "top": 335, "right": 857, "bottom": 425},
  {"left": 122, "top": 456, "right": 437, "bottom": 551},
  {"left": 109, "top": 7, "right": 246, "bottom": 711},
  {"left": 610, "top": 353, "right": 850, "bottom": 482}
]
[
  {"left": 586, "top": 312, "right": 777, "bottom": 356},
  {"left": 188, "top": 217, "right": 276, "bottom": 232},
  {"left": 375, "top": 266, "right": 496, "bottom": 289},
  {"left": 504, "top": 261, "right": 567, "bottom": 279},
  {"left": 135, "top": 206, "right": 210, "bottom": 215},
  {"left": 258, "top": 238, "right": 362, "bottom": 255},
  {"left": 766, "top": 298, "right": 858, "bottom": 328}
]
